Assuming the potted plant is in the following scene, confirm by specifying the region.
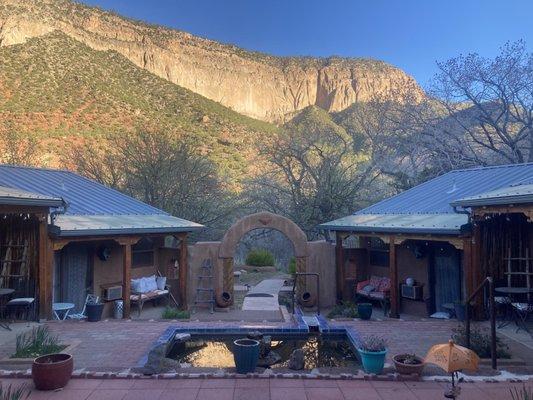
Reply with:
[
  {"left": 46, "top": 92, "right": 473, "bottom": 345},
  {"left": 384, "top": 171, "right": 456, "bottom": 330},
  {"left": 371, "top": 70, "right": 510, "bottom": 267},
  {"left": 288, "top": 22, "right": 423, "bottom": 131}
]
[
  {"left": 86, "top": 297, "right": 104, "bottom": 322},
  {"left": 32, "top": 353, "right": 73, "bottom": 390},
  {"left": 393, "top": 353, "right": 425, "bottom": 375},
  {"left": 357, "top": 303, "right": 373, "bottom": 320},
  {"left": 358, "top": 335, "right": 388, "bottom": 374},
  {"left": 232, "top": 338, "right": 260, "bottom": 374},
  {"left": 454, "top": 300, "right": 466, "bottom": 321}
]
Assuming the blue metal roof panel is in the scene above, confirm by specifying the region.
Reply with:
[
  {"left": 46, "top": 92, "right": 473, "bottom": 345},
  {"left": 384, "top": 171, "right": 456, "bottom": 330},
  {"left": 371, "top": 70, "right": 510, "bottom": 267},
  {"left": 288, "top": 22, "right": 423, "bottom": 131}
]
[
  {"left": 451, "top": 183, "right": 533, "bottom": 207},
  {"left": 0, "top": 165, "right": 165, "bottom": 216},
  {"left": 356, "top": 163, "right": 533, "bottom": 216}
]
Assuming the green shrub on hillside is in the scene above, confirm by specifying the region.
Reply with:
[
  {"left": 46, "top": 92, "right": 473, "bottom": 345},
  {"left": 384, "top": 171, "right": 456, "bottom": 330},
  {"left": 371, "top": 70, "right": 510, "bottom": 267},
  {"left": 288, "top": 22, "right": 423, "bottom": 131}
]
[{"left": 245, "top": 249, "right": 275, "bottom": 267}]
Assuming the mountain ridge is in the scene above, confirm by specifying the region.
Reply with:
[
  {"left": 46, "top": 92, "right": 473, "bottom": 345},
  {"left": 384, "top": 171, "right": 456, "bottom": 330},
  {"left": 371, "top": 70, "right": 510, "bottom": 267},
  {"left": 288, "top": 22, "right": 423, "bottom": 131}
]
[{"left": 0, "top": 0, "right": 424, "bottom": 122}]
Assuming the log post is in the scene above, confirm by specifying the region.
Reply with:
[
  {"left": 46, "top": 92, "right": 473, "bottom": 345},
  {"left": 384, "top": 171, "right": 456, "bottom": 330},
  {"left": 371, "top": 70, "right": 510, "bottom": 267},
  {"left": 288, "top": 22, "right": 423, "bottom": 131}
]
[
  {"left": 122, "top": 243, "right": 132, "bottom": 319},
  {"left": 389, "top": 237, "right": 399, "bottom": 318},
  {"left": 38, "top": 214, "right": 53, "bottom": 320},
  {"left": 178, "top": 233, "right": 188, "bottom": 310},
  {"left": 335, "top": 232, "right": 346, "bottom": 302}
]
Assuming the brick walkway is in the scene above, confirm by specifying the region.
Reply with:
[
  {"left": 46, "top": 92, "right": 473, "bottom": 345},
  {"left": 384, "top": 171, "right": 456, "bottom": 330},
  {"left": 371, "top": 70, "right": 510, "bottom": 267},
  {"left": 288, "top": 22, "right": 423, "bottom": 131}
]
[{"left": 0, "top": 377, "right": 531, "bottom": 399}]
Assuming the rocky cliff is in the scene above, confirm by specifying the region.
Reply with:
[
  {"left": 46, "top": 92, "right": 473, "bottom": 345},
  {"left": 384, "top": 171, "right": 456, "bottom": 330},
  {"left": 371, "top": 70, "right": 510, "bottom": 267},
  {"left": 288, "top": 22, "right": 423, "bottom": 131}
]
[{"left": 0, "top": 0, "right": 423, "bottom": 122}]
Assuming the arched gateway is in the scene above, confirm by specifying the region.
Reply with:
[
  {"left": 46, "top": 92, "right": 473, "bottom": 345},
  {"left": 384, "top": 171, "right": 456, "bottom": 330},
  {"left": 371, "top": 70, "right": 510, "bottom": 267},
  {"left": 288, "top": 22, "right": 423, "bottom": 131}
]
[{"left": 216, "top": 211, "right": 308, "bottom": 306}]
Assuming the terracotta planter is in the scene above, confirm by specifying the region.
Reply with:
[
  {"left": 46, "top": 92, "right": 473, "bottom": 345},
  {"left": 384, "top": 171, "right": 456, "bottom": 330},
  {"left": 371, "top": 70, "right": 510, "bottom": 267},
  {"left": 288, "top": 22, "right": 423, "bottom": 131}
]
[
  {"left": 32, "top": 353, "right": 73, "bottom": 390},
  {"left": 393, "top": 354, "right": 425, "bottom": 375}
]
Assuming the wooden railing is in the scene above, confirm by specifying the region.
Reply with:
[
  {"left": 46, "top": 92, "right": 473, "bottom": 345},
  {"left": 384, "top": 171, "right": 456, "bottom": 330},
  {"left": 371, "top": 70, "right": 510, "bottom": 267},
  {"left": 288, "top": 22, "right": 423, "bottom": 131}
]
[{"left": 465, "top": 276, "right": 497, "bottom": 370}]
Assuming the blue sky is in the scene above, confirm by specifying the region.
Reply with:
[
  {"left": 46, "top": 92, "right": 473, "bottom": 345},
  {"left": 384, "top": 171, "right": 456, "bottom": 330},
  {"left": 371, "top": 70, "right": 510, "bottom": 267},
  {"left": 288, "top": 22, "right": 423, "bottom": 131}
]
[{"left": 81, "top": 0, "right": 532, "bottom": 87}]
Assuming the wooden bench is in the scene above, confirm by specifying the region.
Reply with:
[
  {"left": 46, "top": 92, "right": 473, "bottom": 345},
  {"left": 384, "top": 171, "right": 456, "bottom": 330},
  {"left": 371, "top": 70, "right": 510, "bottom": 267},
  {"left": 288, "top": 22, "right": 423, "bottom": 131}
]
[{"left": 130, "top": 288, "right": 170, "bottom": 316}]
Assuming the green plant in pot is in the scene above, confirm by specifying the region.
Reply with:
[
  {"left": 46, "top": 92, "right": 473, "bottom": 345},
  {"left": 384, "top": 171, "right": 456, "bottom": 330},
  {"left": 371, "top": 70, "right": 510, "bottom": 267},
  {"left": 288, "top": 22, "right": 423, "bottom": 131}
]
[
  {"left": 358, "top": 335, "right": 388, "bottom": 374},
  {"left": 392, "top": 353, "right": 425, "bottom": 375}
]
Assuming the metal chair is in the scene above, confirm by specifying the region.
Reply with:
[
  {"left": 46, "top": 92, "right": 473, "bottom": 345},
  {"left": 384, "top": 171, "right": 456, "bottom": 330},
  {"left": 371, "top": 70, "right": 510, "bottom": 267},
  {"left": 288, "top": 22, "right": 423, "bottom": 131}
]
[
  {"left": 67, "top": 294, "right": 99, "bottom": 320},
  {"left": 511, "top": 297, "right": 533, "bottom": 335}
]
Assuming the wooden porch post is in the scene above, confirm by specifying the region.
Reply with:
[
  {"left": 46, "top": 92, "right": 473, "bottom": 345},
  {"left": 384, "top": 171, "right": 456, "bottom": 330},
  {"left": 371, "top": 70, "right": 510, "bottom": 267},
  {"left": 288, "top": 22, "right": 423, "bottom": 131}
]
[
  {"left": 389, "top": 237, "right": 399, "bottom": 318},
  {"left": 178, "top": 233, "right": 188, "bottom": 310},
  {"left": 463, "top": 235, "right": 473, "bottom": 299},
  {"left": 38, "top": 214, "right": 53, "bottom": 320},
  {"left": 122, "top": 243, "right": 132, "bottom": 319},
  {"left": 335, "top": 232, "right": 346, "bottom": 302}
]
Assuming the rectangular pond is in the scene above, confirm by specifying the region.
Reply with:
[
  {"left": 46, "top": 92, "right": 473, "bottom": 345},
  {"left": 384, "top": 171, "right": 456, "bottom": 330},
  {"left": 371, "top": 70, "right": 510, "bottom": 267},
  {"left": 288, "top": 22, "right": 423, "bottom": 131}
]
[{"left": 166, "top": 332, "right": 359, "bottom": 371}]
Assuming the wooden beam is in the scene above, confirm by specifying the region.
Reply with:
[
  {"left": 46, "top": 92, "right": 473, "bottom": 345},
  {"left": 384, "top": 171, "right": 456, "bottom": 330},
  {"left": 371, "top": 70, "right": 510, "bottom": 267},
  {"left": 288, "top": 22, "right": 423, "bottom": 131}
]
[
  {"left": 0, "top": 205, "right": 50, "bottom": 214},
  {"left": 463, "top": 236, "right": 474, "bottom": 300},
  {"left": 38, "top": 214, "right": 53, "bottom": 319},
  {"left": 472, "top": 205, "right": 533, "bottom": 220},
  {"left": 389, "top": 237, "right": 399, "bottom": 318},
  {"left": 122, "top": 243, "right": 132, "bottom": 319},
  {"left": 335, "top": 232, "right": 345, "bottom": 302},
  {"left": 179, "top": 234, "right": 188, "bottom": 310}
]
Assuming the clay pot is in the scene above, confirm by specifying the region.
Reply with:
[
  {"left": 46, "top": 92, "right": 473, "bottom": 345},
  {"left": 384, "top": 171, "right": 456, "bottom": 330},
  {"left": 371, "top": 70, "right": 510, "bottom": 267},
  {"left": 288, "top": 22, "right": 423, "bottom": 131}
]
[
  {"left": 32, "top": 353, "right": 73, "bottom": 390},
  {"left": 216, "top": 291, "right": 232, "bottom": 308},
  {"left": 392, "top": 354, "right": 425, "bottom": 375}
]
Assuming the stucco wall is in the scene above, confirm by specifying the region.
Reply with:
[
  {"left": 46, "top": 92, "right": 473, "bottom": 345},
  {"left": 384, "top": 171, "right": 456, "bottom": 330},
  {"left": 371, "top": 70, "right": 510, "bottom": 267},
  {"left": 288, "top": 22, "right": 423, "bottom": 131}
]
[{"left": 187, "top": 239, "right": 338, "bottom": 309}]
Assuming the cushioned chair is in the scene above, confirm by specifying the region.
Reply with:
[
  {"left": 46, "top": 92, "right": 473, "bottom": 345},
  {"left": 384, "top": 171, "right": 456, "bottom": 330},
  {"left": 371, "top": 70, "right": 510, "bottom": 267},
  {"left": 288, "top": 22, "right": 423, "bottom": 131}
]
[
  {"left": 356, "top": 276, "right": 391, "bottom": 316},
  {"left": 6, "top": 297, "right": 35, "bottom": 321}
]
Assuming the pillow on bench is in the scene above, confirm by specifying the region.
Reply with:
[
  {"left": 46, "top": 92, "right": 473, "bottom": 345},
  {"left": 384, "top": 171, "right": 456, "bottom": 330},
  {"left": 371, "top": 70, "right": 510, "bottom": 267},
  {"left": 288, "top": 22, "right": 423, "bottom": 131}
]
[{"left": 131, "top": 275, "right": 158, "bottom": 293}]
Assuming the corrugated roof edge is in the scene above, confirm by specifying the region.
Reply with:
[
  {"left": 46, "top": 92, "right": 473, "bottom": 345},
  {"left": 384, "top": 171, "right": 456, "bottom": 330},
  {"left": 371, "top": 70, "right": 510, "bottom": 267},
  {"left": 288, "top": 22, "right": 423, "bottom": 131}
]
[
  {"left": 0, "top": 164, "right": 168, "bottom": 216},
  {"left": 318, "top": 221, "right": 463, "bottom": 235},
  {"left": 354, "top": 162, "right": 533, "bottom": 216}
]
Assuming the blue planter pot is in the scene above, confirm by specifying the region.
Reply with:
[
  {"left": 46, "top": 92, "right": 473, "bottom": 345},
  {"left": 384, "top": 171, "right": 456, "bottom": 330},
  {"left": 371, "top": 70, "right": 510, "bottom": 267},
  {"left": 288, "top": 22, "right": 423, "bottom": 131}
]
[
  {"left": 357, "top": 303, "right": 373, "bottom": 320},
  {"left": 358, "top": 348, "right": 387, "bottom": 374},
  {"left": 233, "top": 339, "right": 260, "bottom": 374}
]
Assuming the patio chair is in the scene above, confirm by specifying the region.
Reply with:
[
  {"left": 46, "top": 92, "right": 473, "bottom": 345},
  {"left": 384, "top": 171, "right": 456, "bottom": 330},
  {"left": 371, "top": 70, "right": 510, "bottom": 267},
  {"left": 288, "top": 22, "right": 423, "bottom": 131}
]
[
  {"left": 511, "top": 297, "right": 533, "bottom": 335},
  {"left": 67, "top": 294, "right": 99, "bottom": 320}
]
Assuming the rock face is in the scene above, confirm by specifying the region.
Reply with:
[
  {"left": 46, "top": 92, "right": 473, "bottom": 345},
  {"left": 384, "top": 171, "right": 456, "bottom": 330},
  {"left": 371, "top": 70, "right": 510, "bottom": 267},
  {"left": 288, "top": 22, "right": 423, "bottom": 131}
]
[{"left": 0, "top": 0, "right": 424, "bottom": 123}]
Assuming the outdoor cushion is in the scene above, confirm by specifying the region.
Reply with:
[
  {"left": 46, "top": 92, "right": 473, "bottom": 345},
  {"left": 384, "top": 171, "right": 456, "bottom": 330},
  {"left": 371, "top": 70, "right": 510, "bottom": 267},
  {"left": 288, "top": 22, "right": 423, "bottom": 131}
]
[
  {"left": 7, "top": 298, "right": 35, "bottom": 305},
  {"left": 143, "top": 275, "right": 158, "bottom": 292},
  {"left": 131, "top": 278, "right": 143, "bottom": 293},
  {"left": 361, "top": 284, "right": 375, "bottom": 294},
  {"left": 495, "top": 296, "right": 511, "bottom": 304},
  {"left": 512, "top": 302, "right": 533, "bottom": 312},
  {"left": 430, "top": 311, "right": 450, "bottom": 319},
  {"left": 156, "top": 276, "right": 167, "bottom": 290},
  {"left": 378, "top": 278, "right": 391, "bottom": 292},
  {"left": 368, "top": 291, "right": 385, "bottom": 300},
  {"left": 369, "top": 276, "right": 382, "bottom": 289}
]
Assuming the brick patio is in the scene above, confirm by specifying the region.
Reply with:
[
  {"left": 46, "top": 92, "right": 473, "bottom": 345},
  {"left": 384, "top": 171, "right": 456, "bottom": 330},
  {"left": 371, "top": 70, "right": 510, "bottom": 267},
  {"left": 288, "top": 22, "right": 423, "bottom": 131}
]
[
  {"left": 0, "top": 377, "right": 531, "bottom": 400},
  {"left": 0, "top": 317, "right": 531, "bottom": 375}
]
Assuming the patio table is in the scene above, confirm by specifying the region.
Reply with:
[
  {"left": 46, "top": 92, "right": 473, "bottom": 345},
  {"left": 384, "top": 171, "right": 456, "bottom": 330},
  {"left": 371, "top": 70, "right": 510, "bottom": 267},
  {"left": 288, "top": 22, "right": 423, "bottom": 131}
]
[
  {"left": 0, "top": 288, "right": 14, "bottom": 330},
  {"left": 53, "top": 302, "right": 75, "bottom": 320}
]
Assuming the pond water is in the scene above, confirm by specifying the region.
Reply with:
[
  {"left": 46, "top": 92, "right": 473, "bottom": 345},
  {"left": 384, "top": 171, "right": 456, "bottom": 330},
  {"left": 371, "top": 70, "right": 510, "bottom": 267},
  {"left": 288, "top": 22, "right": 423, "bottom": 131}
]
[{"left": 167, "top": 333, "right": 358, "bottom": 370}]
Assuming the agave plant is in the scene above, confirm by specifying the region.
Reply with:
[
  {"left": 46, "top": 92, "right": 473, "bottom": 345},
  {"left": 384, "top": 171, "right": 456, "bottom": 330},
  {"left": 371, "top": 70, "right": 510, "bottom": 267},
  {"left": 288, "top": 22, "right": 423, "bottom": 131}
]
[
  {"left": 510, "top": 385, "right": 533, "bottom": 400},
  {"left": 0, "top": 383, "right": 30, "bottom": 400},
  {"left": 359, "top": 335, "right": 387, "bottom": 352},
  {"left": 13, "top": 326, "right": 64, "bottom": 358}
]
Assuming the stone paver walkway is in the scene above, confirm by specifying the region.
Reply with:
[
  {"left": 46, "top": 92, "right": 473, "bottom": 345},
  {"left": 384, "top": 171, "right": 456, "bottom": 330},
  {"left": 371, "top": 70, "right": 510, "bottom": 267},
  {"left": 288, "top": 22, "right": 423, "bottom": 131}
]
[
  {"left": 0, "top": 377, "right": 531, "bottom": 400},
  {"left": 242, "top": 279, "right": 285, "bottom": 311}
]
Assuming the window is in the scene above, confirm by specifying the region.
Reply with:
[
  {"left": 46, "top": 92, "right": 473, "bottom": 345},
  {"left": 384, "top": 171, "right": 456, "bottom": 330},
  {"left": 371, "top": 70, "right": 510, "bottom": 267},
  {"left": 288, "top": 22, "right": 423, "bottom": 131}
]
[
  {"left": 132, "top": 238, "right": 154, "bottom": 268},
  {"left": 368, "top": 237, "right": 389, "bottom": 267}
]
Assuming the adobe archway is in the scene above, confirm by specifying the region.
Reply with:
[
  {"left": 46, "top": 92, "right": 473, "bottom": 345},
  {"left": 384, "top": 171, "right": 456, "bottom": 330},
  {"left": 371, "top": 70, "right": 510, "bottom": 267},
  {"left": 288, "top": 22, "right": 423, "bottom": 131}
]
[{"left": 217, "top": 211, "right": 308, "bottom": 306}]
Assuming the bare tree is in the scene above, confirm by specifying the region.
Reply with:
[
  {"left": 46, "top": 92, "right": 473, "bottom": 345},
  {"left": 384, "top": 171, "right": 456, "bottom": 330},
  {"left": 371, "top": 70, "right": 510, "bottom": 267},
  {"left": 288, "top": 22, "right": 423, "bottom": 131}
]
[
  {"left": 430, "top": 40, "right": 533, "bottom": 164},
  {"left": 66, "top": 131, "right": 241, "bottom": 239},
  {"left": 248, "top": 107, "right": 379, "bottom": 236}
]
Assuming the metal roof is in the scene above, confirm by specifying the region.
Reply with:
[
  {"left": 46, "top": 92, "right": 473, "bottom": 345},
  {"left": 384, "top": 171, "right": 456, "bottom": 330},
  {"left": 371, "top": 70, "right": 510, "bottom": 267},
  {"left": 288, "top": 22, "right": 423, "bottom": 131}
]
[
  {"left": 321, "top": 163, "right": 533, "bottom": 234},
  {"left": 0, "top": 185, "right": 64, "bottom": 207},
  {"left": 52, "top": 214, "right": 203, "bottom": 237},
  {"left": 0, "top": 165, "right": 203, "bottom": 236},
  {"left": 451, "top": 183, "right": 533, "bottom": 207}
]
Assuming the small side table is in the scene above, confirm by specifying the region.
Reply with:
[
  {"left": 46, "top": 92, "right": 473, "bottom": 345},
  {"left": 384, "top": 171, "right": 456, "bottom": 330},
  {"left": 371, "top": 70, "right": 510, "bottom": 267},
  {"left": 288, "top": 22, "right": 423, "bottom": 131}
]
[{"left": 52, "top": 303, "right": 75, "bottom": 320}]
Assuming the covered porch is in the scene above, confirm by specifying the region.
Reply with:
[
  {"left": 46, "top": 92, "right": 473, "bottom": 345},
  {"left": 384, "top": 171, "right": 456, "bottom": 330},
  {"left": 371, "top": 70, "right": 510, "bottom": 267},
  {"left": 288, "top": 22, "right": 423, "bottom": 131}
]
[{"left": 334, "top": 231, "right": 469, "bottom": 318}]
